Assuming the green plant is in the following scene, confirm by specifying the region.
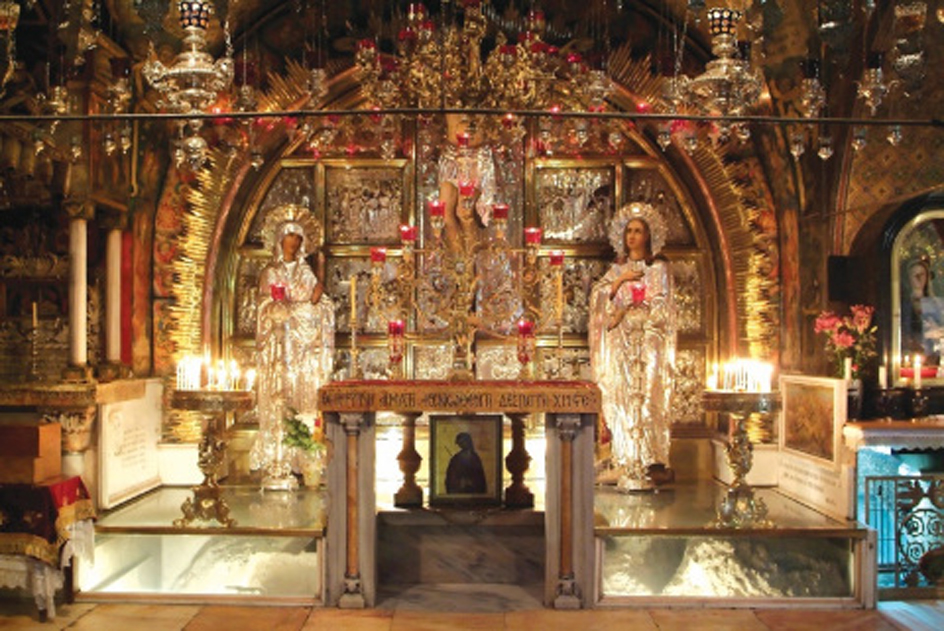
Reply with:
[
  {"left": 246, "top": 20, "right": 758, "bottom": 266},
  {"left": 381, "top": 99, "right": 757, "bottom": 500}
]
[{"left": 282, "top": 408, "right": 324, "bottom": 453}]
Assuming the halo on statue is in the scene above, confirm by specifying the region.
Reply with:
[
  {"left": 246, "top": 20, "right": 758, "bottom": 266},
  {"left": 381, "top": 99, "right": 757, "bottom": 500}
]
[
  {"left": 262, "top": 203, "right": 323, "bottom": 260},
  {"left": 608, "top": 201, "right": 668, "bottom": 260}
]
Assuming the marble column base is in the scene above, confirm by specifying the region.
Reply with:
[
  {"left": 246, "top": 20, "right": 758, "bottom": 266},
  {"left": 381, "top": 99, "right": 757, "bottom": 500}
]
[{"left": 62, "top": 365, "right": 94, "bottom": 383}]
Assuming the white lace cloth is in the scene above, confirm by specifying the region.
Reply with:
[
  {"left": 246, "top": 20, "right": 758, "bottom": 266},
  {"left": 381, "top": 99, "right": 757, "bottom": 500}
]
[{"left": 0, "top": 519, "right": 94, "bottom": 619}]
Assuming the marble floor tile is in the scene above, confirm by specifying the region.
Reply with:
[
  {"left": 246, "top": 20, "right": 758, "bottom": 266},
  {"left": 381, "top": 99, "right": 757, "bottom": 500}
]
[
  {"left": 67, "top": 603, "right": 200, "bottom": 631},
  {"left": 302, "top": 608, "right": 394, "bottom": 631},
  {"left": 647, "top": 608, "right": 770, "bottom": 631},
  {"left": 877, "top": 601, "right": 944, "bottom": 631},
  {"left": 505, "top": 608, "right": 659, "bottom": 631},
  {"left": 390, "top": 610, "right": 505, "bottom": 631},
  {"left": 0, "top": 600, "right": 95, "bottom": 630},
  {"left": 754, "top": 608, "right": 902, "bottom": 631},
  {"left": 376, "top": 583, "right": 543, "bottom": 613},
  {"left": 183, "top": 605, "right": 309, "bottom": 631}
]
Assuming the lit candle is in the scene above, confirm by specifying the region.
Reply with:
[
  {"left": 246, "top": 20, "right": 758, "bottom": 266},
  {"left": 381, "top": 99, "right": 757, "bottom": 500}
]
[
  {"left": 549, "top": 250, "right": 565, "bottom": 266},
  {"left": 878, "top": 365, "right": 887, "bottom": 390},
  {"left": 707, "top": 363, "right": 719, "bottom": 391},
  {"left": 388, "top": 319, "right": 405, "bottom": 336},
  {"left": 245, "top": 368, "right": 257, "bottom": 391},
  {"left": 458, "top": 181, "right": 476, "bottom": 197},
  {"left": 31, "top": 301, "right": 37, "bottom": 329},
  {"left": 843, "top": 357, "right": 852, "bottom": 382},
  {"left": 915, "top": 355, "right": 923, "bottom": 390},
  {"left": 492, "top": 203, "right": 509, "bottom": 220}
]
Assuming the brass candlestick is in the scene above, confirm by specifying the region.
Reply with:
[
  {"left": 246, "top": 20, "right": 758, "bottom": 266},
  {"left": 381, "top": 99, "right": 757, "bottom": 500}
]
[
  {"left": 171, "top": 389, "right": 253, "bottom": 528},
  {"left": 702, "top": 389, "right": 779, "bottom": 529}
]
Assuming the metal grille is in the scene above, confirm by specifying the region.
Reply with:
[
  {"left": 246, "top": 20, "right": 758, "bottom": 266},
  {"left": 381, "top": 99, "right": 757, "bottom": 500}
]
[{"left": 864, "top": 475, "right": 944, "bottom": 588}]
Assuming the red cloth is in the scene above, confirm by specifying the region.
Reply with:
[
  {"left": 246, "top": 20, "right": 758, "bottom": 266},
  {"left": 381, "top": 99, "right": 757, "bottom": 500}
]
[{"left": 0, "top": 477, "right": 94, "bottom": 565}]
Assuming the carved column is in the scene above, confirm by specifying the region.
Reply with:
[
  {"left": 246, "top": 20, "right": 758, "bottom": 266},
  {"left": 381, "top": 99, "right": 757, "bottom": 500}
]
[
  {"left": 63, "top": 200, "right": 95, "bottom": 382},
  {"left": 339, "top": 412, "right": 367, "bottom": 608},
  {"left": 40, "top": 406, "right": 96, "bottom": 481},
  {"left": 554, "top": 414, "right": 579, "bottom": 608},
  {"left": 504, "top": 413, "right": 534, "bottom": 508},
  {"left": 99, "top": 213, "right": 127, "bottom": 381},
  {"left": 394, "top": 411, "right": 423, "bottom": 508}
]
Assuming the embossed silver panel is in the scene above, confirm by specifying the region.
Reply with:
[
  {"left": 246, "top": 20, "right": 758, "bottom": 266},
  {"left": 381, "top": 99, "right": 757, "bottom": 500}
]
[
  {"left": 325, "top": 167, "right": 403, "bottom": 244},
  {"left": 536, "top": 166, "right": 614, "bottom": 244}
]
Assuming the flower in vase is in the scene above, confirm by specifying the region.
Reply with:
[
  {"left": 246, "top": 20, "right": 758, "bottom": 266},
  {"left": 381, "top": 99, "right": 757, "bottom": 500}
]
[{"left": 814, "top": 304, "right": 877, "bottom": 379}]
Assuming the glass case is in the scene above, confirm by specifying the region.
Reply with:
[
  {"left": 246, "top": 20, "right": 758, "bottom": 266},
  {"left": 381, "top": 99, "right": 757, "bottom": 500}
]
[
  {"left": 79, "top": 487, "right": 326, "bottom": 601},
  {"left": 595, "top": 484, "right": 868, "bottom": 602}
]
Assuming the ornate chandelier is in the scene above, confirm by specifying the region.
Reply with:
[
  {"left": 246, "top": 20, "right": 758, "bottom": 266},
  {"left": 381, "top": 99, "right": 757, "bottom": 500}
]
[
  {"left": 354, "top": 1, "right": 613, "bottom": 143},
  {"left": 0, "top": 1, "right": 19, "bottom": 97},
  {"left": 143, "top": 0, "right": 234, "bottom": 168},
  {"left": 664, "top": 7, "right": 764, "bottom": 145}
]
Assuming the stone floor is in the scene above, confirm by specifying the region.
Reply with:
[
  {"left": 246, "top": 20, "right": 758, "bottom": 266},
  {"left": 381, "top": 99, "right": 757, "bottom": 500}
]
[{"left": 1, "top": 599, "right": 942, "bottom": 630}]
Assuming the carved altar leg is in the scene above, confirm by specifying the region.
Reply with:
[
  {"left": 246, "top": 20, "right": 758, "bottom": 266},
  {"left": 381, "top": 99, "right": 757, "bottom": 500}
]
[
  {"left": 339, "top": 413, "right": 366, "bottom": 608},
  {"left": 394, "top": 412, "right": 423, "bottom": 508},
  {"left": 504, "top": 413, "right": 534, "bottom": 508}
]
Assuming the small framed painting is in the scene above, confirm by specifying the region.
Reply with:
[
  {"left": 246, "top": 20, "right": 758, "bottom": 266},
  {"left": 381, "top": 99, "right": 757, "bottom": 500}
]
[{"left": 429, "top": 414, "right": 503, "bottom": 507}]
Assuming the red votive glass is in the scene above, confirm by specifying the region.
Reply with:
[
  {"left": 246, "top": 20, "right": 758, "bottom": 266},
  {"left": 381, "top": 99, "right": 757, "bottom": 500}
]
[
  {"left": 492, "top": 204, "right": 509, "bottom": 220},
  {"left": 400, "top": 224, "right": 417, "bottom": 243},
  {"left": 549, "top": 250, "right": 565, "bottom": 266},
  {"left": 270, "top": 283, "right": 287, "bottom": 301},
  {"left": 370, "top": 247, "right": 387, "bottom": 263},
  {"left": 428, "top": 200, "right": 446, "bottom": 217},
  {"left": 456, "top": 132, "right": 471, "bottom": 148},
  {"left": 458, "top": 181, "right": 476, "bottom": 197},
  {"left": 630, "top": 282, "right": 646, "bottom": 305},
  {"left": 524, "top": 227, "right": 543, "bottom": 245},
  {"left": 517, "top": 318, "right": 535, "bottom": 337},
  {"left": 388, "top": 319, "right": 405, "bottom": 336}
]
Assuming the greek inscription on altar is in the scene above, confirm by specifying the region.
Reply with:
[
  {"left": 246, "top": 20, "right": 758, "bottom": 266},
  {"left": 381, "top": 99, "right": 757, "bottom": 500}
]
[
  {"left": 498, "top": 392, "right": 548, "bottom": 409},
  {"left": 379, "top": 391, "right": 416, "bottom": 409}
]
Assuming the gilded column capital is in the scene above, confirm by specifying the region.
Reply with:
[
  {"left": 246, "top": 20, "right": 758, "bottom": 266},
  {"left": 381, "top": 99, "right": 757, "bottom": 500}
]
[
  {"left": 98, "top": 211, "right": 129, "bottom": 232},
  {"left": 40, "top": 406, "right": 97, "bottom": 453},
  {"left": 63, "top": 198, "right": 96, "bottom": 221},
  {"left": 554, "top": 413, "right": 584, "bottom": 442}
]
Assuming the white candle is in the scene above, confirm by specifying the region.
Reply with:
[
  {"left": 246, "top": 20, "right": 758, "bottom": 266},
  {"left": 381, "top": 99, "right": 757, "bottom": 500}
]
[
  {"left": 878, "top": 365, "right": 887, "bottom": 390},
  {"left": 350, "top": 275, "right": 358, "bottom": 329},
  {"left": 32, "top": 302, "right": 38, "bottom": 329},
  {"left": 915, "top": 355, "right": 923, "bottom": 390},
  {"left": 843, "top": 357, "right": 852, "bottom": 382}
]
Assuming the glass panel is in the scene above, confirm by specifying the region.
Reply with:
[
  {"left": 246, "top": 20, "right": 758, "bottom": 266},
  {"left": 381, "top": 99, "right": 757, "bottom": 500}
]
[
  {"left": 601, "top": 534, "right": 854, "bottom": 598},
  {"left": 892, "top": 207, "right": 944, "bottom": 386}
]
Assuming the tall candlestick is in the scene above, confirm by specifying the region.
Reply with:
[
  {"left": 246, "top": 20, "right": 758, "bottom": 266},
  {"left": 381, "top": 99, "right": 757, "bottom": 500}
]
[{"left": 350, "top": 275, "right": 357, "bottom": 329}]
